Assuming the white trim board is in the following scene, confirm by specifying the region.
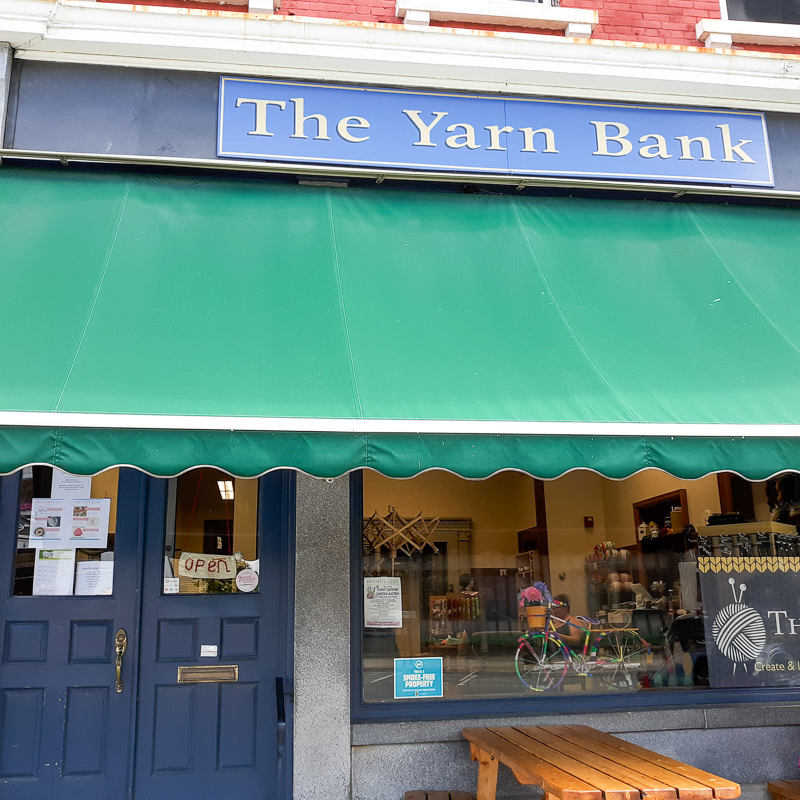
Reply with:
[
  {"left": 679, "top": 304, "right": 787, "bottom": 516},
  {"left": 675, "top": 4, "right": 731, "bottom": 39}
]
[
  {"left": 1, "top": 411, "right": 800, "bottom": 438},
  {"left": 394, "top": 0, "right": 597, "bottom": 32},
  {"left": 4, "top": 1, "right": 800, "bottom": 111},
  {"left": 698, "top": 18, "right": 800, "bottom": 46}
]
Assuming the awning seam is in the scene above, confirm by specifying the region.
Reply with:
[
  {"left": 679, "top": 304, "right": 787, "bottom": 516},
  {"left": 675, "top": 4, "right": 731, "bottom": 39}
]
[
  {"left": 54, "top": 179, "right": 131, "bottom": 412},
  {"left": 327, "top": 192, "right": 364, "bottom": 420},
  {"left": 686, "top": 207, "right": 800, "bottom": 359},
  {"left": 511, "top": 198, "right": 639, "bottom": 423}
]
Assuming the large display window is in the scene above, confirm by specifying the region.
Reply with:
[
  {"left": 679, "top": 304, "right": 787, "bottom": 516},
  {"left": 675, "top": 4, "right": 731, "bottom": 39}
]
[{"left": 360, "top": 469, "right": 800, "bottom": 706}]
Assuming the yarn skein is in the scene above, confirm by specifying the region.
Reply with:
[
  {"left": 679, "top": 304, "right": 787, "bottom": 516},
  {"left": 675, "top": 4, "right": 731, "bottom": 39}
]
[{"left": 712, "top": 603, "right": 766, "bottom": 663}]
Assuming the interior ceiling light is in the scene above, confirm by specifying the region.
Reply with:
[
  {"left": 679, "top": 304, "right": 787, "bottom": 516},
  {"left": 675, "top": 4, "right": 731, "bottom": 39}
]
[{"left": 217, "top": 480, "right": 234, "bottom": 500}]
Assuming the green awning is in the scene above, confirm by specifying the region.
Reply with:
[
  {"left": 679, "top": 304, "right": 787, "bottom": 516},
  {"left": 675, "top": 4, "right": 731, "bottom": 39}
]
[{"left": 2, "top": 165, "right": 800, "bottom": 479}]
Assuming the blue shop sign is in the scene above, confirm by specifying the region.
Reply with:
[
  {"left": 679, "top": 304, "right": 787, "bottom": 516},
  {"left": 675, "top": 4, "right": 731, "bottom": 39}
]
[
  {"left": 218, "top": 77, "right": 773, "bottom": 186},
  {"left": 394, "top": 657, "right": 443, "bottom": 699}
]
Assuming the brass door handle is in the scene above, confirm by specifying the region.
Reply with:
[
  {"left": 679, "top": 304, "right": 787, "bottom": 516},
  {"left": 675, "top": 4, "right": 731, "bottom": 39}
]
[{"left": 115, "top": 629, "right": 128, "bottom": 694}]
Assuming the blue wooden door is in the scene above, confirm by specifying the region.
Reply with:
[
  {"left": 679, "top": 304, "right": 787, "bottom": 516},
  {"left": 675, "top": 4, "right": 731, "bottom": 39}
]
[
  {"left": 132, "top": 471, "right": 294, "bottom": 800},
  {"left": 0, "top": 469, "right": 293, "bottom": 800},
  {"left": 0, "top": 469, "right": 146, "bottom": 800}
]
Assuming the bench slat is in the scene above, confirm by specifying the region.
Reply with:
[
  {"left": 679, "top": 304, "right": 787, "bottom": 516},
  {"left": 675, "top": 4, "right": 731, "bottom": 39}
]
[
  {"left": 464, "top": 728, "right": 603, "bottom": 800},
  {"left": 550, "top": 727, "right": 738, "bottom": 800},
  {"left": 513, "top": 727, "right": 676, "bottom": 800},
  {"left": 490, "top": 727, "right": 640, "bottom": 800},
  {"left": 769, "top": 781, "right": 800, "bottom": 800},
  {"left": 540, "top": 725, "right": 696, "bottom": 800},
  {"left": 540, "top": 726, "right": 713, "bottom": 800}
]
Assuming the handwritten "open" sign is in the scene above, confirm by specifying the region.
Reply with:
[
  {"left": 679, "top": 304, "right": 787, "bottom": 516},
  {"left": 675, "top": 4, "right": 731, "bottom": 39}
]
[{"left": 178, "top": 552, "right": 236, "bottom": 580}]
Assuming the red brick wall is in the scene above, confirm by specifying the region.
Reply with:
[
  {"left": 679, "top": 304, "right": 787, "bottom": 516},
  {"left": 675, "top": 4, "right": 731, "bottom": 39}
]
[
  {"left": 97, "top": 0, "right": 800, "bottom": 54},
  {"left": 565, "top": 0, "right": 719, "bottom": 45}
]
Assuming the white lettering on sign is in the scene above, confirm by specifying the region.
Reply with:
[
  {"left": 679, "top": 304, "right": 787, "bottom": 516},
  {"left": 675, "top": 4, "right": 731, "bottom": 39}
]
[
  {"left": 767, "top": 610, "right": 800, "bottom": 635},
  {"left": 221, "top": 78, "right": 774, "bottom": 187},
  {"left": 178, "top": 552, "right": 236, "bottom": 580}
]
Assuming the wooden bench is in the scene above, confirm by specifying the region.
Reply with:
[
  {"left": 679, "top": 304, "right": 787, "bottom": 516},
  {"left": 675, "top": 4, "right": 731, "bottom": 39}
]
[
  {"left": 769, "top": 781, "right": 800, "bottom": 800},
  {"left": 463, "top": 725, "right": 741, "bottom": 800},
  {"left": 404, "top": 793, "right": 474, "bottom": 800}
]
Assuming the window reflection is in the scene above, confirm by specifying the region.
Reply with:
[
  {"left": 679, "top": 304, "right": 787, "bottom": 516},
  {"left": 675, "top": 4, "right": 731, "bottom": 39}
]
[{"left": 362, "top": 469, "right": 794, "bottom": 702}]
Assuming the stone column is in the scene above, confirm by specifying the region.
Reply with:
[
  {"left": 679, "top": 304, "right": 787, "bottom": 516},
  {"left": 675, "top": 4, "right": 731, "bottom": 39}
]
[
  {"left": 293, "top": 473, "right": 352, "bottom": 800},
  {"left": 0, "top": 43, "right": 11, "bottom": 147}
]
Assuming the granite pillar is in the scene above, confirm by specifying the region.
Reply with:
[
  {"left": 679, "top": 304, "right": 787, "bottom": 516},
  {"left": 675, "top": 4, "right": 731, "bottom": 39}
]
[{"left": 293, "top": 473, "right": 352, "bottom": 800}]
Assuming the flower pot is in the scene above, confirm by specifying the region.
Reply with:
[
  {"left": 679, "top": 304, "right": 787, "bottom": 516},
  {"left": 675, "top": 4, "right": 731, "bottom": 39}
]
[{"left": 525, "top": 606, "right": 547, "bottom": 629}]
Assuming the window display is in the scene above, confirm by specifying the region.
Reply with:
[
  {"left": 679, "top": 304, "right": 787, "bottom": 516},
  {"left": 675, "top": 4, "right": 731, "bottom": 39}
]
[{"left": 361, "top": 469, "right": 796, "bottom": 704}]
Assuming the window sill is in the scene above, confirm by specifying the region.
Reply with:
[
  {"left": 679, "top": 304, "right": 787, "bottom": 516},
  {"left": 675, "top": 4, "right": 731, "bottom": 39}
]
[
  {"left": 395, "top": 0, "right": 598, "bottom": 36},
  {"left": 697, "top": 18, "right": 800, "bottom": 47}
]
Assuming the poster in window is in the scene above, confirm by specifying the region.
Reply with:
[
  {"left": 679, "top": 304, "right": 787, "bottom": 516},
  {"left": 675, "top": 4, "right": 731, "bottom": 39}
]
[
  {"left": 364, "top": 577, "right": 403, "bottom": 628},
  {"left": 699, "top": 557, "right": 800, "bottom": 687},
  {"left": 30, "top": 498, "right": 110, "bottom": 548}
]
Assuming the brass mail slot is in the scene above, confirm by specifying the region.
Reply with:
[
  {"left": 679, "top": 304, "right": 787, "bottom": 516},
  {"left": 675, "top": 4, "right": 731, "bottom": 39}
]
[{"left": 177, "top": 665, "right": 239, "bottom": 683}]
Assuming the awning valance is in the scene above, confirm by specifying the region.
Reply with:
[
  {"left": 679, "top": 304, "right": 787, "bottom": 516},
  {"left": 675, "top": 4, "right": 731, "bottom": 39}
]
[{"left": 2, "top": 166, "right": 800, "bottom": 478}]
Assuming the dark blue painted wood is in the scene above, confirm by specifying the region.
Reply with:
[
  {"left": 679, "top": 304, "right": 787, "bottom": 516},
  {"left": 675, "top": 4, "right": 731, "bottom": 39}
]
[
  {"left": 0, "top": 469, "right": 146, "bottom": 799},
  {"left": 133, "top": 471, "right": 294, "bottom": 800}
]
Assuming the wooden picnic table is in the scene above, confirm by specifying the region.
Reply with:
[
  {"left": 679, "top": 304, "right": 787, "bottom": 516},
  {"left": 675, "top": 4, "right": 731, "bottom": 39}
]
[{"left": 462, "top": 725, "right": 741, "bottom": 800}]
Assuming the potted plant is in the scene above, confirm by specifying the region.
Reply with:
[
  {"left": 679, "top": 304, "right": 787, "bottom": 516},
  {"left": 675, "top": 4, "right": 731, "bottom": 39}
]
[{"left": 518, "top": 581, "right": 553, "bottom": 629}]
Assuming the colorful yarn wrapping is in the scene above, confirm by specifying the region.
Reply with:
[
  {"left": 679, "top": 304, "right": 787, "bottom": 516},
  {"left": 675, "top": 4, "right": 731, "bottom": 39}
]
[{"left": 712, "top": 603, "right": 766, "bottom": 663}]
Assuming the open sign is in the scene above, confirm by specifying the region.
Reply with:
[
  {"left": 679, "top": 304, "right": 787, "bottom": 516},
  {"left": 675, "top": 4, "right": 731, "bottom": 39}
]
[{"left": 178, "top": 552, "right": 236, "bottom": 580}]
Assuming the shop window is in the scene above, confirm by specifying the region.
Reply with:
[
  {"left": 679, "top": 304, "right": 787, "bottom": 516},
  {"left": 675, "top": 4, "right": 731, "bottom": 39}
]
[
  {"left": 726, "top": 0, "right": 800, "bottom": 24},
  {"left": 12, "top": 466, "right": 119, "bottom": 596},
  {"left": 359, "top": 469, "right": 800, "bottom": 708},
  {"left": 162, "top": 468, "right": 259, "bottom": 594}
]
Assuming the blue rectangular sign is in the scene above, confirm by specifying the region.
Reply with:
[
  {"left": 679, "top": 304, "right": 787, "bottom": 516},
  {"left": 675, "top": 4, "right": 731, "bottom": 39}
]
[
  {"left": 218, "top": 77, "right": 773, "bottom": 186},
  {"left": 394, "top": 657, "right": 443, "bottom": 699}
]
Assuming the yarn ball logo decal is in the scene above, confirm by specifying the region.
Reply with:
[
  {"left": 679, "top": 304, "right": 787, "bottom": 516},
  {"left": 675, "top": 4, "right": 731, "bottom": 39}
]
[{"left": 711, "top": 578, "right": 766, "bottom": 674}]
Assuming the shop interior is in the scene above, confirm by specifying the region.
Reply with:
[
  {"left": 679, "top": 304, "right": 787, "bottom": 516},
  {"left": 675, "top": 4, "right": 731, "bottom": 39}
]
[{"left": 362, "top": 469, "right": 795, "bottom": 701}]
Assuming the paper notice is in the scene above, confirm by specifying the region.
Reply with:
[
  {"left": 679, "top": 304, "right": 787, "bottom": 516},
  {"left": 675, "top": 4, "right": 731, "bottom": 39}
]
[
  {"left": 30, "top": 498, "right": 110, "bottom": 548},
  {"left": 32, "top": 549, "right": 76, "bottom": 596},
  {"left": 50, "top": 469, "right": 92, "bottom": 500},
  {"left": 364, "top": 576, "right": 403, "bottom": 628},
  {"left": 74, "top": 561, "right": 114, "bottom": 596},
  {"left": 30, "top": 499, "right": 68, "bottom": 546}
]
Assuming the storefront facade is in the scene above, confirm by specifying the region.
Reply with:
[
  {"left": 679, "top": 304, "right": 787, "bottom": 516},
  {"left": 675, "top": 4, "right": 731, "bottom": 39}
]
[{"left": 5, "top": 2, "right": 800, "bottom": 799}]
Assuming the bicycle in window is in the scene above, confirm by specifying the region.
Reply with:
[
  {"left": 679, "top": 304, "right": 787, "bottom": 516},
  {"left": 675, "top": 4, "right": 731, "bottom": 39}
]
[{"left": 514, "top": 601, "right": 650, "bottom": 692}]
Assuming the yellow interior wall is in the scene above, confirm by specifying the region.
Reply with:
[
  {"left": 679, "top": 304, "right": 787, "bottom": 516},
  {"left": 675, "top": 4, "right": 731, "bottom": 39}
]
[
  {"left": 90, "top": 468, "right": 119, "bottom": 534},
  {"left": 364, "top": 469, "right": 539, "bottom": 570},
  {"left": 233, "top": 478, "right": 258, "bottom": 560},
  {"left": 600, "top": 471, "right": 721, "bottom": 549},
  {"left": 175, "top": 470, "right": 257, "bottom": 557},
  {"left": 544, "top": 471, "right": 606, "bottom": 619}
]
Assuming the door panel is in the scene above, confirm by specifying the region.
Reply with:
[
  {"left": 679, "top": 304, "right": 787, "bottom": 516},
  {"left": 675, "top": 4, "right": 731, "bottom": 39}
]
[
  {"left": 133, "top": 471, "right": 293, "bottom": 800},
  {"left": 0, "top": 469, "right": 145, "bottom": 800}
]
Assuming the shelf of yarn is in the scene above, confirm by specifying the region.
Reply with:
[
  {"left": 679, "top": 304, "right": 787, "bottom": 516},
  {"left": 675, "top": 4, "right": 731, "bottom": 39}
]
[{"left": 585, "top": 542, "right": 635, "bottom": 610}]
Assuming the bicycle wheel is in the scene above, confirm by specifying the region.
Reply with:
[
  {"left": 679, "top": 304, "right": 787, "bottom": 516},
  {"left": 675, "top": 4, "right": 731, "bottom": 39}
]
[
  {"left": 595, "top": 630, "right": 647, "bottom": 689},
  {"left": 515, "top": 634, "right": 569, "bottom": 692}
]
